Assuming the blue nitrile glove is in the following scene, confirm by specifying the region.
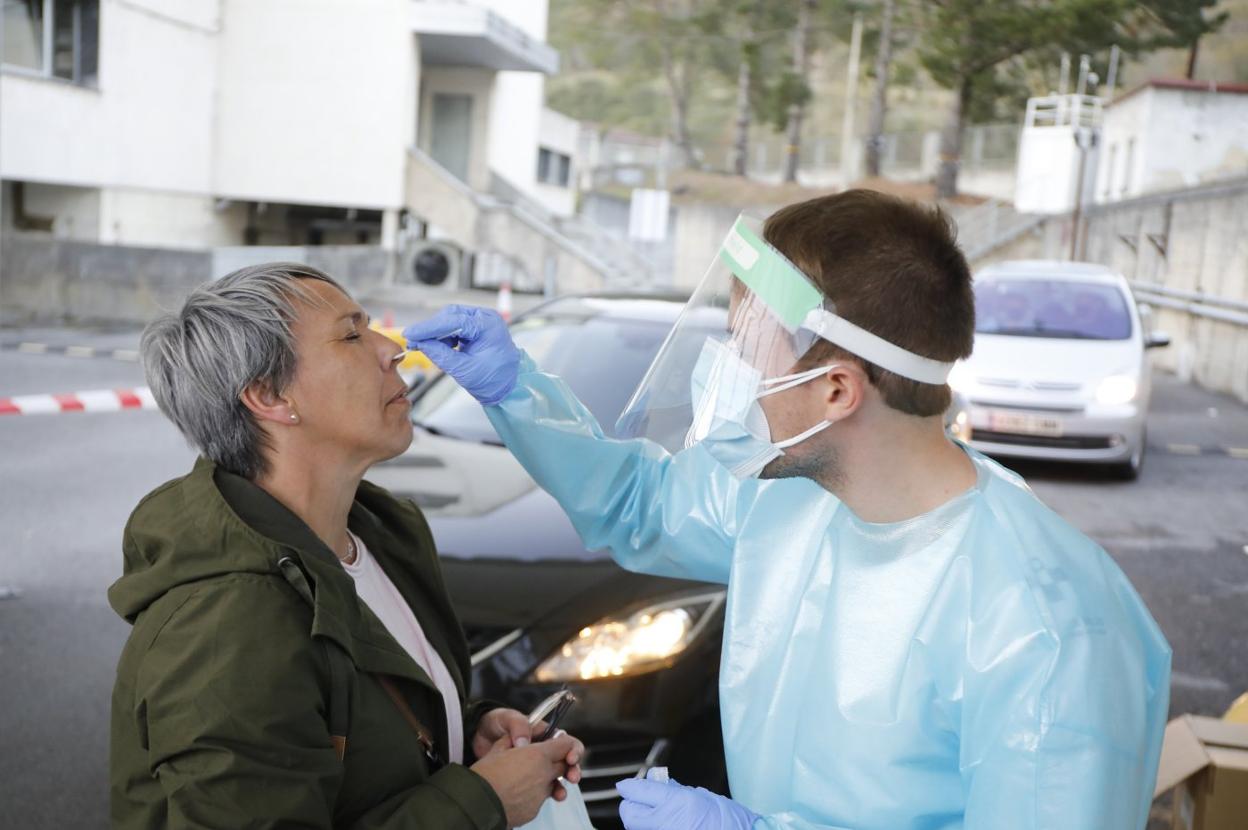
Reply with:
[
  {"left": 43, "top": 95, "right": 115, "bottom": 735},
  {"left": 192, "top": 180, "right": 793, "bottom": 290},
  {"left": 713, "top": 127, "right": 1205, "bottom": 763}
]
[
  {"left": 402, "top": 305, "right": 520, "bottom": 406},
  {"left": 616, "top": 773, "right": 758, "bottom": 830}
]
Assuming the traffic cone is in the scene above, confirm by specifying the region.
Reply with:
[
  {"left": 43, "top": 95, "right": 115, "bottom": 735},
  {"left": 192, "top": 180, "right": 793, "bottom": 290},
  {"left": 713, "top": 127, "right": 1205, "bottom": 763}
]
[
  {"left": 497, "top": 281, "right": 513, "bottom": 323},
  {"left": 382, "top": 308, "right": 395, "bottom": 328}
]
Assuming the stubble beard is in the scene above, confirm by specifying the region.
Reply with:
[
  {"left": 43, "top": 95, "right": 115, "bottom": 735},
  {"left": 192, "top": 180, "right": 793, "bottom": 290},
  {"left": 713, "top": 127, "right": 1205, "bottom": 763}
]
[{"left": 759, "top": 442, "right": 843, "bottom": 493}]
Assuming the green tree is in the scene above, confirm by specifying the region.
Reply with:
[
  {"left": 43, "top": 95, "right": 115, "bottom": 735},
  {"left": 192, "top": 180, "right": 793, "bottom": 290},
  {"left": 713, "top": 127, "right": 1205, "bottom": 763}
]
[
  {"left": 700, "top": 1, "right": 799, "bottom": 174},
  {"left": 549, "top": 0, "right": 717, "bottom": 169},
  {"left": 1138, "top": 0, "right": 1230, "bottom": 78},
  {"left": 916, "top": 0, "right": 1228, "bottom": 199}
]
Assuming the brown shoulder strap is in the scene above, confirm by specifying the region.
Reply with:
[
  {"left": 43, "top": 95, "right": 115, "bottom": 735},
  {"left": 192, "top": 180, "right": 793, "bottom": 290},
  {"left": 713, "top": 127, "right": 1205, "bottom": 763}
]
[{"left": 376, "top": 674, "right": 442, "bottom": 766}]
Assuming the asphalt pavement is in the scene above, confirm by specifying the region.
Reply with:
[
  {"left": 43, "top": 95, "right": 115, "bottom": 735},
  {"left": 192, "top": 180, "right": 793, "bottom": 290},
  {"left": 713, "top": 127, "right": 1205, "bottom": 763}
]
[{"left": 2, "top": 316, "right": 1246, "bottom": 829}]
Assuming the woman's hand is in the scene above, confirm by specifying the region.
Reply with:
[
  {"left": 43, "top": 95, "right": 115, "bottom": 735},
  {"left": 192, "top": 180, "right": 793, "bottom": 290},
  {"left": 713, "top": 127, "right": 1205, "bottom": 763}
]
[
  {"left": 471, "top": 733, "right": 584, "bottom": 827},
  {"left": 473, "top": 708, "right": 584, "bottom": 787},
  {"left": 473, "top": 708, "right": 535, "bottom": 756}
]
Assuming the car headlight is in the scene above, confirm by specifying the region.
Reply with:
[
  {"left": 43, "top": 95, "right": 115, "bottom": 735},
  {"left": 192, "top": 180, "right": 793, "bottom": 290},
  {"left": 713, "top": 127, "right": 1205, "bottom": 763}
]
[
  {"left": 1096, "top": 375, "right": 1138, "bottom": 406},
  {"left": 948, "top": 409, "right": 971, "bottom": 441},
  {"left": 946, "top": 362, "right": 973, "bottom": 394},
  {"left": 532, "top": 591, "right": 725, "bottom": 682}
]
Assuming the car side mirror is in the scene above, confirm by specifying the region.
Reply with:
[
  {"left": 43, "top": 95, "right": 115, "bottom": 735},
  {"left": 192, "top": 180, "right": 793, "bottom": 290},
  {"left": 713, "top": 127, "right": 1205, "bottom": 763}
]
[{"left": 1145, "top": 332, "right": 1171, "bottom": 349}]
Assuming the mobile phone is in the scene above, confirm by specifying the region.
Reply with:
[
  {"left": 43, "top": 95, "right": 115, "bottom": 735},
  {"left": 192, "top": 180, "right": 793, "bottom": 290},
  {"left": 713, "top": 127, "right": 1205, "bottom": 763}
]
[{"left": 527, "top": 688, "right": 577, "bottom": 742}]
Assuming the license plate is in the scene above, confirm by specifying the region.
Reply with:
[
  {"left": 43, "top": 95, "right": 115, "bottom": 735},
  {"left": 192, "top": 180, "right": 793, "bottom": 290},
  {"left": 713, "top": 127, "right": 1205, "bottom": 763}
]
[{"left": 988, "top": 411, "right": 1064, "bottom": 437}]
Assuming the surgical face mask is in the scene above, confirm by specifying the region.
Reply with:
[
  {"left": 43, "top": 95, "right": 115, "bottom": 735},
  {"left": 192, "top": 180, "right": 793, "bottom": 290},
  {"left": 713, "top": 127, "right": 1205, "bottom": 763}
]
[{"left": 686, "top": 338, "right": 837, "bottom": 479}]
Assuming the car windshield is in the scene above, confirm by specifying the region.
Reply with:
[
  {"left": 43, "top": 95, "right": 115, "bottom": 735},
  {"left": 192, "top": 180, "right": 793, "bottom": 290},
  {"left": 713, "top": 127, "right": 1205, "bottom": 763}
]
[
  {"left": 974, "top": 278, "right": 1133, "bottom": 340},
  {"left": 411, "top": 309, "right": 675, "bottom": 444}
]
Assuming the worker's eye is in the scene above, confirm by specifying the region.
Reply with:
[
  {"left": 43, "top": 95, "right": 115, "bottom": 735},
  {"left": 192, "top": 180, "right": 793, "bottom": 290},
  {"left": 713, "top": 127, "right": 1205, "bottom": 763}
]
[{"left": 344, "top": 331, "right": 362, "bottom": 342}]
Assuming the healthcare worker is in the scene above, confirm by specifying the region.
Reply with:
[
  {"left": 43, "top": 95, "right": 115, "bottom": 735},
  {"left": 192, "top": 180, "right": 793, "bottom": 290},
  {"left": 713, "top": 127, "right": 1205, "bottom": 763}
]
[{"left": 404, "top": 190, "right": 1171, "bottom": 830}]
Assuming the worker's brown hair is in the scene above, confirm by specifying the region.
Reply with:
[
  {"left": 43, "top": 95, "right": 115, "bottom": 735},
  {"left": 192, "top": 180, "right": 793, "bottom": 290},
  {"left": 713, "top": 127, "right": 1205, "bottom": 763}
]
[{"left": 763, "top": 189, "right": 975, "bottom": 417}]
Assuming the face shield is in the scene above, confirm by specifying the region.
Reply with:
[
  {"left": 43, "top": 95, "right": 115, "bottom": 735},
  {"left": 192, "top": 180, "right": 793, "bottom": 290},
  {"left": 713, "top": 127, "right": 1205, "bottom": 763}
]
[{"left": 615, "top": 214, "right": 955, "bottom": 476}]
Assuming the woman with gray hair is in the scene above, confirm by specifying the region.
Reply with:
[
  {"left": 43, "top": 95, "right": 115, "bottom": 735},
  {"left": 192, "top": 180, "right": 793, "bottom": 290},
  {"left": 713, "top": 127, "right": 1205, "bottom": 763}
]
[{"left": 108, "top": 263, "right": 582, "bottom": 829}]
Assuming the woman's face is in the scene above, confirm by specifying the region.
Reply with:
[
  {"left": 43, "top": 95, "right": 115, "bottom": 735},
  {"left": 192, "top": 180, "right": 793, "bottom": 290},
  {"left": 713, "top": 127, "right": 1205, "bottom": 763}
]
[{"left": 282, "top": 279, "right": 413, "bottom": 468}]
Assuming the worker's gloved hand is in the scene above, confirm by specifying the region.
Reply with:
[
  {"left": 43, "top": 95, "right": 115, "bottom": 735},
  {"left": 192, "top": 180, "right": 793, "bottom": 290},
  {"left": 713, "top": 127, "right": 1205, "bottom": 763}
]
[
  {"left": 403, "top": 305, "right": 520, "bottom": 406},
  {"left": 616, "top": 773, "right": 758, "bottom": 830}
]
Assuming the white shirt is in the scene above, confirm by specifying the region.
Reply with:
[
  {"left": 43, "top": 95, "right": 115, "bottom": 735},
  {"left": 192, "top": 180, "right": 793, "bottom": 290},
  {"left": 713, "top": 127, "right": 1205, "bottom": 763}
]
[{"left": 341, "top": 531, "right": 465, "bottom": 765}]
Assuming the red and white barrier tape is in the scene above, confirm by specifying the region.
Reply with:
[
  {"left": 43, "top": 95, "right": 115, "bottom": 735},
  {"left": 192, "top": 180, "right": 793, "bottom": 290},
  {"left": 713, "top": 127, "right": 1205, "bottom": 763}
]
[{"left": 0, "top": 388, "right": 157, "bottom": 416}]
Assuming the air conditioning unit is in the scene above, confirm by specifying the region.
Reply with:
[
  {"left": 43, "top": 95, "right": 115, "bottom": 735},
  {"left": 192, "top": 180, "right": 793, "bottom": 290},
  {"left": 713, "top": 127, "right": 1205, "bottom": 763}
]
[{"left": 400, "top": 239, "right": 470, "bottom": 290}]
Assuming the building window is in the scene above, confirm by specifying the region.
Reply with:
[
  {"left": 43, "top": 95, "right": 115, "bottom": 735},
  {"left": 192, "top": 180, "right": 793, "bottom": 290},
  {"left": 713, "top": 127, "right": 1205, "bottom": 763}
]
[
  {"left": 1121, "top": 138, "right": 1134, "bottom": 197},
  {"left": 2, "top": 0, "right": 98, "bottom": 86},
  {"left": 537, "top": 147, "right": 572, "bottom": 188},
  {"left": 1103, "top": 143, "right": 1117, "bottom": 200}
]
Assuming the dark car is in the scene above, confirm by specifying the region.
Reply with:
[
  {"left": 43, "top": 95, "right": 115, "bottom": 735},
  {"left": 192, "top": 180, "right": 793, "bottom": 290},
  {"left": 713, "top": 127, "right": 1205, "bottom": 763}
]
[{"left": 367, "top": 295, "right": 730, "bottom": 825}]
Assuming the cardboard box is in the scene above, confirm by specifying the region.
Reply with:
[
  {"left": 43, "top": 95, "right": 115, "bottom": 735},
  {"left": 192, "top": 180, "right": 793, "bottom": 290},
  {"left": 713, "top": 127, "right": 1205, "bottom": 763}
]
[{"left": 1153, "top": 715, "right": 1248, "bottom": 830}]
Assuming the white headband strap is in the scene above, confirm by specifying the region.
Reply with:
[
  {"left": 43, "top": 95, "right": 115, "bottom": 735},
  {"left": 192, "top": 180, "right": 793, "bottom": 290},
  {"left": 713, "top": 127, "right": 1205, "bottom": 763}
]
[{"left": 802, "top": 309, "right": 954, "bottom": 385}]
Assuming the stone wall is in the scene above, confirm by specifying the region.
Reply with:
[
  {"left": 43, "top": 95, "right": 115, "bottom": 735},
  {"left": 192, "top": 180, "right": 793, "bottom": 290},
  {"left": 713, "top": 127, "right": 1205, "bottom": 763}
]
[
  {"left": 0, "top": 233, "right": 210, "bottom": 326},
  {"left": 0, "top": 234, "right": 390, "bottom": 325}
]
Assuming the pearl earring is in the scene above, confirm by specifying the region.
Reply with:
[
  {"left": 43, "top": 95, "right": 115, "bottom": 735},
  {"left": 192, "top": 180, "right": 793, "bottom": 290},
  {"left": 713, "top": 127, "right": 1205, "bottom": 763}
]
[{"left": 289, "top": 413, "right": 298, "bottom": 423}]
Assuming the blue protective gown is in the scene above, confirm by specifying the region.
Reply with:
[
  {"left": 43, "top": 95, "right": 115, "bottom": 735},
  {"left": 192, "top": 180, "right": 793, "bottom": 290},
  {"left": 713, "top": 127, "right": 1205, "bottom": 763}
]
[{"left": 486, "top": 354, "right": 1171, "bottom": 830}]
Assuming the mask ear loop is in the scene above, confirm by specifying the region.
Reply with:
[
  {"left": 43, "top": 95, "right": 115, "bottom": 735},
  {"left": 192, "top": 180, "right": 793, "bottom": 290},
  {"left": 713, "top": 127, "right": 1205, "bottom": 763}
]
[
  {"left": 773, "top": 418, "right": 833, "bottom": 450},
  {"left": 756, "top": 363, "right": 842, "bottom": 450},
  {"left": 757, "top": 363, "right": 842, "bottom": 398}
]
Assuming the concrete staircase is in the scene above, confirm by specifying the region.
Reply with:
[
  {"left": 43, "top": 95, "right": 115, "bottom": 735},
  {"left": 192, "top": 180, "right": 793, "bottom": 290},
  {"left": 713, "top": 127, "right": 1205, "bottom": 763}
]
[{"left": 405, "top": 148, "right": 647, "bottom": 294}]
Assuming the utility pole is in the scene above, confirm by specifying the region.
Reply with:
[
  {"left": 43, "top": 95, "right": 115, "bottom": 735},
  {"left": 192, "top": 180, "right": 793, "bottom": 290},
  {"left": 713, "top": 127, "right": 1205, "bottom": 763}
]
[
  {"left": 1106, "top": 45, "right": 1120, "bottom": 98},
  {"left": 1076, "top": 54, "right": 1090, "bottom": 96},
  {"left": 864, "top": 0, "right": 895, "bottom": 178},
  {"left": 839, "top": 13, "right": 864, "bottom": 187},
  {"left": 1069, "top": 127, "right": 1096, "bottom": 261},
  {"left": 782, "top": 0, "right": 817, "bottom": 183}
]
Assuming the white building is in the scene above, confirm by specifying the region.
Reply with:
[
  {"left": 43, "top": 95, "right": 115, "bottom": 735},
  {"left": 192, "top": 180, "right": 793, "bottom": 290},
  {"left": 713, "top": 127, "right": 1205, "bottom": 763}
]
[
  {"left": 534, "top": 107, "right": 580, "bottom": 217},
  {"left": 1095, "top": 78, "right": 1248, "bottom": 203},
  {"left": 1, "top": 0, "right": 603, "bottom": 292}
]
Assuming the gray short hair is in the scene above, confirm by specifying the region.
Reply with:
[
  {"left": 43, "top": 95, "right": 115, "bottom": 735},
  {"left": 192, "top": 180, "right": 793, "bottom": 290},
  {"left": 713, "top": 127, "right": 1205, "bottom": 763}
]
[{"left": 141, "top": 263, "right": 344, "bottom": 479}]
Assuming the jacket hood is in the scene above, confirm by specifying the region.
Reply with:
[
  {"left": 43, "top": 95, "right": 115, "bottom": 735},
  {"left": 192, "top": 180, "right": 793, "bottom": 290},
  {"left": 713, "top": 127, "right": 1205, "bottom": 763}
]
[
  {"left": 112, "top": 459, "right": 283, "bottom": 621},
  {"left": 109, "top": 457, "right": 397, "bottom": 627}
]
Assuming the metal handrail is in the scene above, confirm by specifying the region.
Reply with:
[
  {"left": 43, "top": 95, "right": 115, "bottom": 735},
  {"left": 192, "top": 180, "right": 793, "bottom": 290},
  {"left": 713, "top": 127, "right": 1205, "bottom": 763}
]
[
  {"left": 407, "top": 146, "right": 621, "bottom": 280},
  {"left": 1133, "top": 288, "right": 1248, "bottom": 329},
  {"left": 1129, "top": 281, "right": 1248, "bottom": 315},
  {"left": 1086, "top": 174, "right": 1248, "bottom": 215}
]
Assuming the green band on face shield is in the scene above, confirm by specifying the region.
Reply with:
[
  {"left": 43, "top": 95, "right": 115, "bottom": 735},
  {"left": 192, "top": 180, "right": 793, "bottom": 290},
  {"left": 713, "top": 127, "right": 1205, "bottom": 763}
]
[{"left": 717, "top": 218, "right": 823, "bottom": 332}]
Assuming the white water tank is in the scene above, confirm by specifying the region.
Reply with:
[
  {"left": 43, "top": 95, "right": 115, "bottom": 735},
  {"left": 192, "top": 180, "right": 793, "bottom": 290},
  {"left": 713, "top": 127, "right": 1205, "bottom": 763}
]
[{"left": 1015, "top": 95, "right": 1103, "bottom": 214}]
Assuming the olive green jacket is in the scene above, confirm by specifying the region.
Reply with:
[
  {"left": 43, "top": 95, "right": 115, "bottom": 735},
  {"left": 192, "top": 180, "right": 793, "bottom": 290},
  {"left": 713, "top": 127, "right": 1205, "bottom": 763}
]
[{"left": 109, "top": 458, "right": 507, "bottom": 830}]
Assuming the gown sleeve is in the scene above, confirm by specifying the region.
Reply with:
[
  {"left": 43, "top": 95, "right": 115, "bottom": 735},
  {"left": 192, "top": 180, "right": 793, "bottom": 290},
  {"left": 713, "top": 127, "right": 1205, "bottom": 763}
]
[{"left": 484, "top": 352, "right": 760, "bottom": 585}]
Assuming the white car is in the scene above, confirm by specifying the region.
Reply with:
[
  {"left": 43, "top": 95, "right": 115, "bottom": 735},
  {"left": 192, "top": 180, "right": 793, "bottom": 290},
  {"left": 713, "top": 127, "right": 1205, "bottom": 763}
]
[{"left": 948, "top": 260, "right": 1170, "bottom": 479}]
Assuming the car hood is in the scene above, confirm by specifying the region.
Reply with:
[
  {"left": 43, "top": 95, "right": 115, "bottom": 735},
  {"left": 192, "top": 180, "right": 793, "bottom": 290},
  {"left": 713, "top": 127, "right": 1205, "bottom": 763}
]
[
  {"left": 964, "top": 333, "right": 1142, "bottom": 387},
  {"left": 368, "top": 429, "right": 703, "bottom": 631}
]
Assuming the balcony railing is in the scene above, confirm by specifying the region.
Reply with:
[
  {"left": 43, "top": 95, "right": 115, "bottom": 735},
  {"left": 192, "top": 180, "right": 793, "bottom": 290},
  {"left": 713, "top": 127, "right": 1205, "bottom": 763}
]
[{"left": 1024, "top": 94, "right": 1104, "bottom": 129}]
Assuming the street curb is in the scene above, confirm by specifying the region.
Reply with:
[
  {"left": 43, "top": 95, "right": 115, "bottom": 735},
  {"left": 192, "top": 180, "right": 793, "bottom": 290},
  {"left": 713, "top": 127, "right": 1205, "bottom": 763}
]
[{"left": 0, "top": 341, "right": 140, "bottom": 362}]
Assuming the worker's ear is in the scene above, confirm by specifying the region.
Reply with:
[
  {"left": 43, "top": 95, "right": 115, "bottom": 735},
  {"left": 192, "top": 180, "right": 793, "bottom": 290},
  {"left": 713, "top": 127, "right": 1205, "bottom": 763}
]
[
  {"left": 819, "top": 363, "right": 868, "bottom": 424},
  {"left": 240, "top": 381, "right": 300, "bottom": 426}
]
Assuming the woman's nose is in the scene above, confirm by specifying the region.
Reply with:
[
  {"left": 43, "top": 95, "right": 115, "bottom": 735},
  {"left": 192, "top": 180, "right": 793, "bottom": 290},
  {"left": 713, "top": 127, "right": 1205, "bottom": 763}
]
[{"left": 368, "top": 327, "right": 405, "bottom": 368}]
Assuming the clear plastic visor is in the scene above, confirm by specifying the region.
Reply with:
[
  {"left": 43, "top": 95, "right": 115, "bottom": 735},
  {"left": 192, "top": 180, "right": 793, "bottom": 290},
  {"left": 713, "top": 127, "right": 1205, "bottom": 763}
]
[{"left": 615, "top": 214, "right": 826, "bottom": 453}]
